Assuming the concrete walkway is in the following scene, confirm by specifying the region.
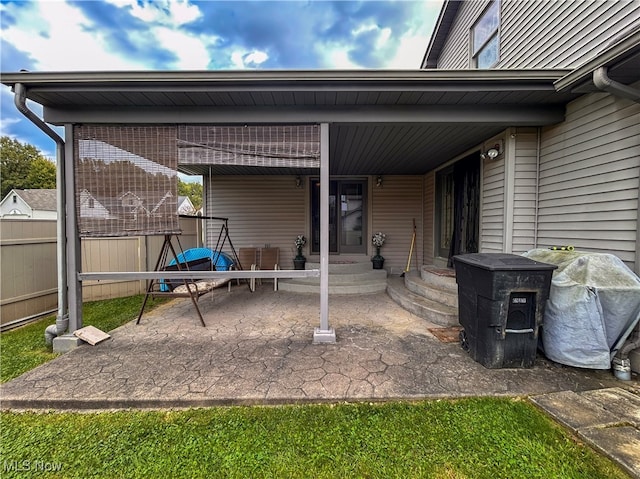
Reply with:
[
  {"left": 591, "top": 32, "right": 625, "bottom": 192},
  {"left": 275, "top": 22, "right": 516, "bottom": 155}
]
[{"left": 1, "top": 288, "right": 638, "bottom": 475}]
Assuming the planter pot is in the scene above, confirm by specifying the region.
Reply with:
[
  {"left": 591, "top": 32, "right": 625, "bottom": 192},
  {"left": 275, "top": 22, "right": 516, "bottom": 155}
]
[
  {"left": 372, "top": 257, "right": 385, "bottom": 270},
  {"left": 293, "top": 258, "right": 306, "bottom": 270}
]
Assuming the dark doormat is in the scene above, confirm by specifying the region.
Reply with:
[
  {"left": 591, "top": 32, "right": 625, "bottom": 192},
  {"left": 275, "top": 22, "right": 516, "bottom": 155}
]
[{"left": 428, "top": 326, "right": 463, "bottom": 343}]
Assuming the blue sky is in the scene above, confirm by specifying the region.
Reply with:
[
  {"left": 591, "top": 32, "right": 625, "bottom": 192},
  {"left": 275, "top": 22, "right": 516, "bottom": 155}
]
[{"left": 1, "top": 0, "right": 442, "bottom": 160}]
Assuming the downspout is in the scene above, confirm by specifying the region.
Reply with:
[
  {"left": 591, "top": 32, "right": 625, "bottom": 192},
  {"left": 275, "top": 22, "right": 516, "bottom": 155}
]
[
  {"left": 593, "top": 66, "right": 640, "bottom": 103},
  {"left": 13, "top": 83, "right": 69, "bottom": 344},
  {"left": 592, "top": 67, "right": 640, "bottom": 379}
]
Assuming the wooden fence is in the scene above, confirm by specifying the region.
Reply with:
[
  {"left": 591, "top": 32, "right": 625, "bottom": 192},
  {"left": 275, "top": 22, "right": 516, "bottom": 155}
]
[{"left": 0, "top": 217, "right": 201, "bottom": 329}]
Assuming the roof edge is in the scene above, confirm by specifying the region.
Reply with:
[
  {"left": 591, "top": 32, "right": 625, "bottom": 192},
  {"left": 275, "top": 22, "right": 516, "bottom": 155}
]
[
  {"left": 555, "top": 28, "right": 640, "bottom": 92},
  {"left": 421, "top": 0, "right": 462, "bottom": 69}
]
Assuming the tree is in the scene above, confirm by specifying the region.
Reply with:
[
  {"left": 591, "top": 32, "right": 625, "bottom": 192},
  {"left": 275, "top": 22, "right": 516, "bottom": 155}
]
[
  {"left": 0, "top": 136, "right": 57, "bottom": 198},
  {"left": 178, "top": 179, "right": 203, "bottom": 211}
]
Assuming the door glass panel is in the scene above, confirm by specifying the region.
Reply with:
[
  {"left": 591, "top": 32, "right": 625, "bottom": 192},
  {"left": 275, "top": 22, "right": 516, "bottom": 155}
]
[{"left": 311, "top": 179, "right": 366, "bottom": 254}]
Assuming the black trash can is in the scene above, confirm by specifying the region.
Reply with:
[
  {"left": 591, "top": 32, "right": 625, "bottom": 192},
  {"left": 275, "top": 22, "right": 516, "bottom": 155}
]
[{"left": 453, "top": 253, "right": 557, "bottom": 369}]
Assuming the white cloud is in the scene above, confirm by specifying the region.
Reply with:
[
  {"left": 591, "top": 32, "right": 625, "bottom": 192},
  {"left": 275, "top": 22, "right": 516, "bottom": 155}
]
[
  {"left": 1, "top": 1, "right": 146, "bottom": 71},
  {"left": 106, "top": 0, "right": 201, "bottom": 27},
  {"left": 230, "top": 50, "right": 269, "bottom": 69},
  {"left": 152, "top": 27, "right": 213, "bottom": 70}
]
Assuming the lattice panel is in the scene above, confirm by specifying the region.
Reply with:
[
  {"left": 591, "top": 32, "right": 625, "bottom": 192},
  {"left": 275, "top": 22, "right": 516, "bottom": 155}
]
[
  {"left": 74, "top": 125, "right": 180, "bottom": 237},
  {"left": 178, "top": 125, "right": 320, "bottom": 169}
]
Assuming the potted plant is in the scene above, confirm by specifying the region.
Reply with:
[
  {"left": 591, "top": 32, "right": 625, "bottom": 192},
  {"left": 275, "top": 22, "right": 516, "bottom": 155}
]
[
  {"left": 371, "top": 231, "right": 386, "bottom": 269},
  {"left": 294, "top": 234, "right": 307, "bottom": 270}
]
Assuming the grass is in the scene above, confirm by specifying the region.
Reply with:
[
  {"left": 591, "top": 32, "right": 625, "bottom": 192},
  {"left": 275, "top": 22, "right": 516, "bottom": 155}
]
[
  {"left": 0, "top": 398, "right": 629, "bottom": 479},
  {"left": 0, "top": 295, "right": 168, "bottom": 383}
]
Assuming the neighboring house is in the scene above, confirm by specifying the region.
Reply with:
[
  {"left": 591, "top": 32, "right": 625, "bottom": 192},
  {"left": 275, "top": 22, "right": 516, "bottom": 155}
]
[
  {"left": 0, "top": 189, "right": 57, "bottom": 219},
  {"left": 177, "top": 195, "right": 196, "bottom": 215},
  {"left": 0, "top": 0, "right": 637, "bottom": 342}
]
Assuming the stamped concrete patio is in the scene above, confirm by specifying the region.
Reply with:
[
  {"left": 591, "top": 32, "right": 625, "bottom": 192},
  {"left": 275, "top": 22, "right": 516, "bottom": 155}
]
[{"left": 0, "top": 287, "right": 625, "bottom": 410}]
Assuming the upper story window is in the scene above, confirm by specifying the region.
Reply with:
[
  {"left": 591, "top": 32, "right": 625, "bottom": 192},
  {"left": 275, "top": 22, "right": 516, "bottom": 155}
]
[{"left": 472, "top": 1, "right": 500, "bottom": 68}]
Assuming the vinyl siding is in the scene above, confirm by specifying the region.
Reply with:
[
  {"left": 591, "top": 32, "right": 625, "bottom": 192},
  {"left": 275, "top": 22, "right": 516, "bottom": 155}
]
[
  {"left": 205, "top": 176, "right": 307, "bottom": 269},
  {"left": 501, "top": 0, "right": 640, "bottom": 68},
  {"left": 433, "top": 0, "right": 640, "bottom": 69},
  {"left": 537, "top": 91, "right": 640, "bottom": 270},
  {"left": 511, "top": 128, "right": 539, "bottom": 254},
  {"left": 371, "top": 176, "right": 423, "bottom": 275},
  {"left": 481, "top": 152, "right": 505, "bottom": 253}
]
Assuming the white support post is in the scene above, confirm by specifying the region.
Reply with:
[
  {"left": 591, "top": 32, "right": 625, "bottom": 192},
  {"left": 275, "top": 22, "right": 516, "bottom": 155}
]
[{"left": 313, "top": 123, "right": 336, "bottom": 343}]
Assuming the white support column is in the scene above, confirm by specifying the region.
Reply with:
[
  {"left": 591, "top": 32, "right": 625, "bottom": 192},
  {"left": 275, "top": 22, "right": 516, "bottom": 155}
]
[{"left": 313, "top": 123, "right": 336, "bottom": 343}]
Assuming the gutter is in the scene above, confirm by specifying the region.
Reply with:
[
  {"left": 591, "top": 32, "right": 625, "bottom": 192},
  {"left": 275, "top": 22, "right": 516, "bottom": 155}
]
[{"left": 13, "top": 82, "right": 68, "bottom": 344}]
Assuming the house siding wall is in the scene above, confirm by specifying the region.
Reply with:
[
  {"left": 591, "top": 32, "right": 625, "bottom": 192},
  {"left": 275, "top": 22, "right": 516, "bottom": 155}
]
[
  {"left": 205, "top": 175, "right": 423, "bottom": 274},
  {"left": 480, "top": 148, "right": 506, "bottom": 253},
  {"left": 500, "top": 0, "right": 640, "bottom": 68},
  {"left": 434, "top": 0, "right": 640, "bottom": 69},
  {"left": 511, "top": 127, "right": 539, "bottom": 254},
  {"left": 204, "top": 176, "right": 307, "bottom": 269},
  {"left": 537, "top": 91, "right": 640, "bottom": 271},
  {"left": 371, "top": 176, "right": 423, "bottom": 275}
]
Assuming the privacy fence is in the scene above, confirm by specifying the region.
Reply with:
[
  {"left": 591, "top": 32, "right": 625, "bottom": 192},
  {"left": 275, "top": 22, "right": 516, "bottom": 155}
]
[{"left": 0, "top": 217, "right": 201, "bottom": 329}]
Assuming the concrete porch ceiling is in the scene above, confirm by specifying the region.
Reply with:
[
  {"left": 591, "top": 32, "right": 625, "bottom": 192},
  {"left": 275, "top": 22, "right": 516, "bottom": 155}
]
[{"left": 2, "top": 69, "right": 584, "bottom": 176}]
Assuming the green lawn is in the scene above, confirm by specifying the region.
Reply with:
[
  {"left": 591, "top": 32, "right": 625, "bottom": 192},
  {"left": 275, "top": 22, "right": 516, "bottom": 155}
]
[
  {"left": 1, "top": 398, "right": 629, "bottom": 479},
  {"left": 0, "top": 295, "right": 168, "bottom": 383}
]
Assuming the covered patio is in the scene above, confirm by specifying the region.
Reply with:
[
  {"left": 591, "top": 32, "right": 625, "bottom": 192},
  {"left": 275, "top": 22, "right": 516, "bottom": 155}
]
[
  {"left": 0, "top": 69, "right": 581, "bottom": 350},
  {"left": 0, "top": 288, "right": 620, "bottom": 409}
]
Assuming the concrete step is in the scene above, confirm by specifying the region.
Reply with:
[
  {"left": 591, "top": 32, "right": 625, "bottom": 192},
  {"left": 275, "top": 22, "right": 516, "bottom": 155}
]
[
  {"left": 421, "top": 265, "right": 458, "bottom": 294},
  {"left": 305, "top": 262, "right": 375, "bottom": 274},
  {"left": 404, "top": 271, "right": 459, "bottom": 309},
  {"left": 279, "top": 278, "right": 388, "bottom": 295},
  {"left": 387, "top": 276, "right": 459, "bottom": 327},
  {"left": 279, "top": 262, "right": 387, "bottom": 295}
]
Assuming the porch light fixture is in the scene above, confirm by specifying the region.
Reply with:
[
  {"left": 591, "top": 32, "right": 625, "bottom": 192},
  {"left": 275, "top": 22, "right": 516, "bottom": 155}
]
[
  {"left": 481, "top": 143, "right": 502, "bottom": 160},
  {"left": 295, "top": 176, "right": 302, "bottom": 188},
  {"left": 376, "top": 176, "right": 383, "bottom": 187}
]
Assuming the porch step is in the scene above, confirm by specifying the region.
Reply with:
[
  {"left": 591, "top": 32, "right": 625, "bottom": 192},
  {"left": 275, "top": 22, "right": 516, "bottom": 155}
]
[
  {"left": 404, "top": 272, "right": 458, "bottom": 308},
  {"left": 279, "top": 262, "right": 387, "bottom": 295},
  {"left": 386, "top": 270, "right": 459, "bottom": 327},
  {"left": 420, "top": 265, "right": 458, "bottom": 294}
]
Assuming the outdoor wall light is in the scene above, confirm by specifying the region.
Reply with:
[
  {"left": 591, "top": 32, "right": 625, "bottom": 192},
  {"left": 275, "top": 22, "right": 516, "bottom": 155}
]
[
  {"left": 295, "top": 176, "right": 302, "bottom": 188},
  {"left": 376, "top": 176, "right": 383, "bottom": 187},
  {"left": 481, "top": 143, "right": 502, "bottom": 160}
]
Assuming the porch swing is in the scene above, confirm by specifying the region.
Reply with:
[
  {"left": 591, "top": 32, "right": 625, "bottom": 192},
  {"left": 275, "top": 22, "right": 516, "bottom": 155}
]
[{"left": 136, "top": 215, "right": 244, "bottom": 326}]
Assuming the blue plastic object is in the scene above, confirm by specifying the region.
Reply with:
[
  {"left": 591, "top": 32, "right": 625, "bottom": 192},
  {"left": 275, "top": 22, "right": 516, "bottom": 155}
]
[{"left": 160, "top": 248, "right": 234, "bottom": 291}]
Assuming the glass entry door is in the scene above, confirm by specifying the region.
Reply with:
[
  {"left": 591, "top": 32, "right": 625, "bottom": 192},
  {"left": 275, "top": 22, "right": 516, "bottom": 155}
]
[{"left": 311, "top": 179, "right": 367, "bottom": 254}]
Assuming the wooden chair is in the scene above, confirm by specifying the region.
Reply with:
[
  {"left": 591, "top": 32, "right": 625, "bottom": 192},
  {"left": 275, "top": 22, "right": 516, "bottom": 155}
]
[
  {"left": 259, "top": 247, "right": 280, "bottom": 291},
  {"left": 237, "top": 247, "right": 259, "bottom": 292}
]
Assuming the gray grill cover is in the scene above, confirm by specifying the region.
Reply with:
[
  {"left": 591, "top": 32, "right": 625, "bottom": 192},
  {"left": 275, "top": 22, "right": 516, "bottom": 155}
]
[{"left": 523, "top": 249, "right": 640, "bottom": 369}]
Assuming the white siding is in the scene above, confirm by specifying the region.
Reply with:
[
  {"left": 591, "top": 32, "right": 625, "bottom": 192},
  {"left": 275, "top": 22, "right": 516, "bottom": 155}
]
[
  {"left": 481, "top": 152, "right": 505, "bottom": 253},
  {"left": 205, "top": 176, "right": 307, "bottom": 269},
  {"left": 434, "top": 0, "right": 640, "bottom": 69},
  {"left": 511, "top": 128, "right": 539, "bottom": 254},
  {"left": 371, "top": 176, "right": 423, "bottom": 275},
  {"left": 538, "top": 92, "right": 640, "bottom": 270}
]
